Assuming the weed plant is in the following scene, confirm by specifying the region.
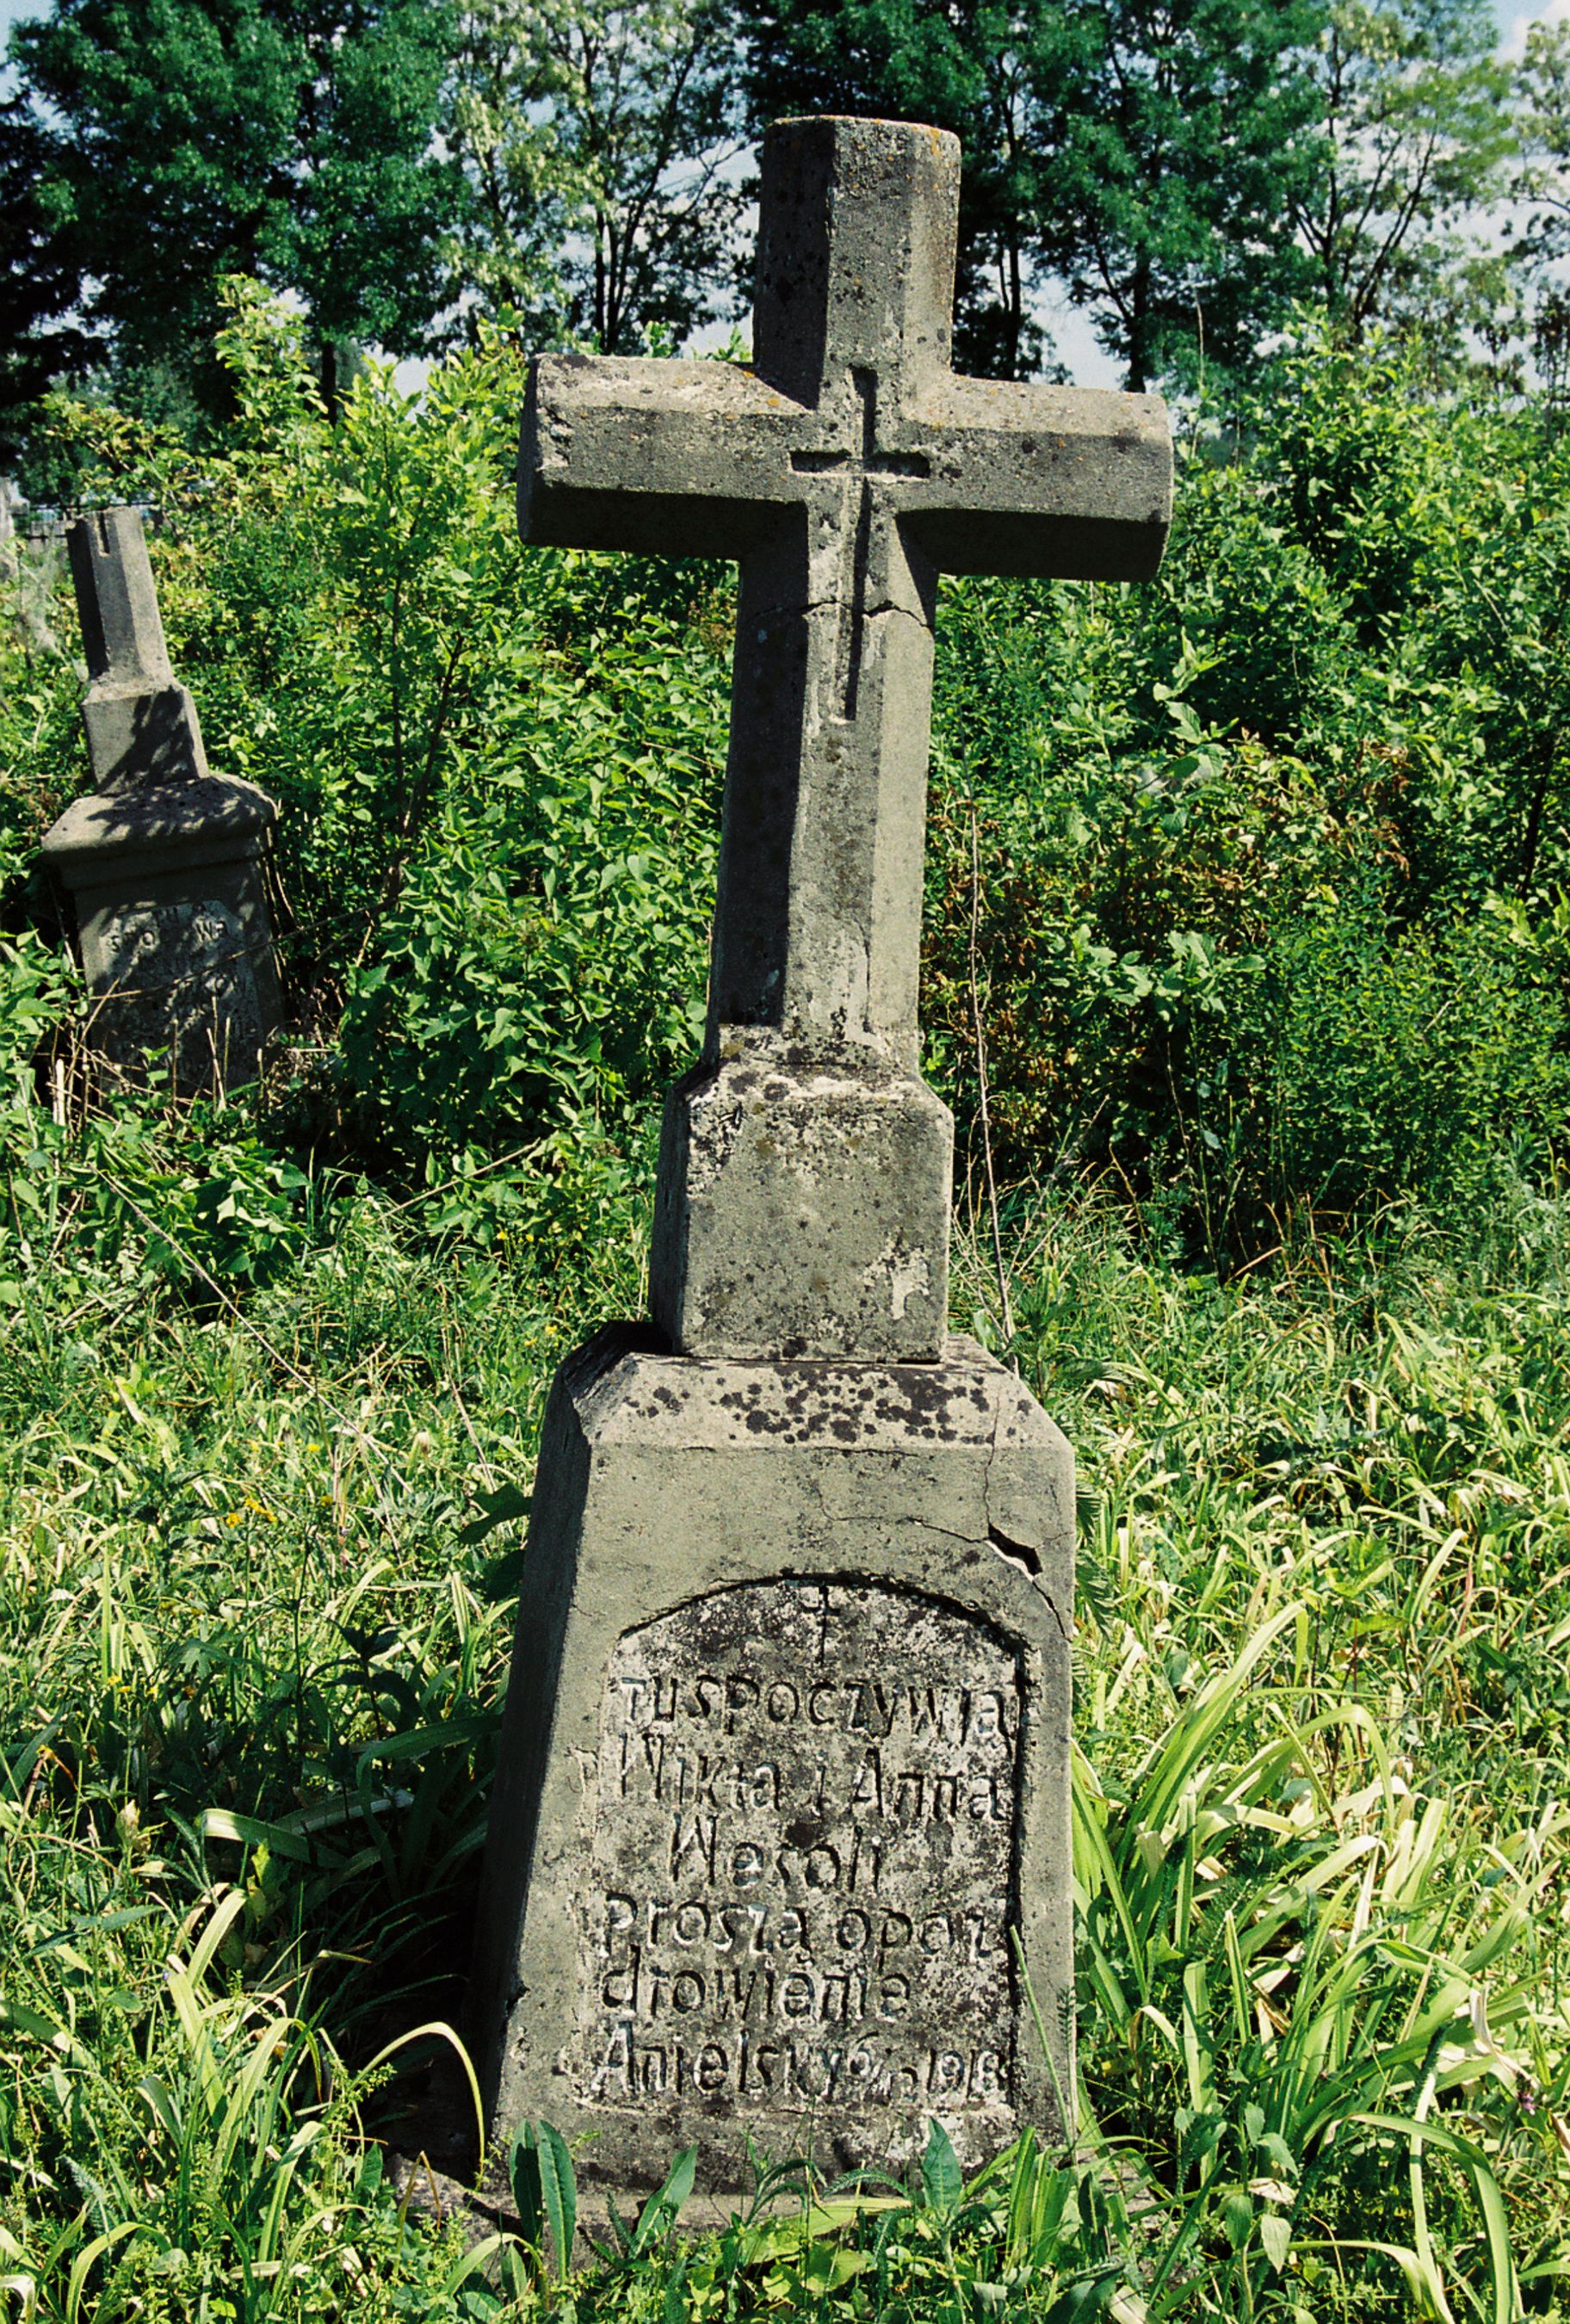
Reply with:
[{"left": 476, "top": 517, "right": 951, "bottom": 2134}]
[{"left": 2, "top": 1075, "right": 1567, "bottom": 2315}]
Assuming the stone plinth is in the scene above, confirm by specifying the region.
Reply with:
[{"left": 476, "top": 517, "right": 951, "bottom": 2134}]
[
  {"left": 650, "top": 1033, "right": 952, "bottom": 1361},
  {"left": 468, "top": 1327, "right": 1074, "bottom": 2193},
  {"left": 43, "top": 773, "right": 285, "bottom": 1092}
]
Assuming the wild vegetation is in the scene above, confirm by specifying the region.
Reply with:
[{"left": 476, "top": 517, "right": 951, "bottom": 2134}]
[{"left": 4, "top": 297, "right": 1570, "bottom": 2316}]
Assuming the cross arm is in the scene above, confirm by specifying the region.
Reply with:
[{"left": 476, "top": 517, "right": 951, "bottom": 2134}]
[
  {"left": 898, "top": 380, "right": 1172, "bottom": 583},
  {"left": 520, "top": 354, "right": 808, "bottom": 559}
]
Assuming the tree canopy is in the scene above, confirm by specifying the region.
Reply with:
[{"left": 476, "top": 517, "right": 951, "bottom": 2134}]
[
  {"left": 0, "top": 0, "right": 1555, "bottom": 451},
  {"left": 9, "top": 0, "right": 463, "bottom": 414}
]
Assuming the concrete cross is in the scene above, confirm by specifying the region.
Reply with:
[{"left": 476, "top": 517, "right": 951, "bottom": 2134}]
[
  {"left": 70, "top": 507, "right": 209, "bottom": 792},
  {"left": 521, "top": 114, "right": 1171, "bottom": 1072}
]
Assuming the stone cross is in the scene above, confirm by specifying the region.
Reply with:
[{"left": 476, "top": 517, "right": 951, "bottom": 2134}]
[
  {"left": 522, "top": 115, "right": 1170, "bottom": 1360},
  {"left": 469, "top": 114, "right": 1171, "bottom": 2210},
  {"left": 70, "top": 507, "right": 211, "bottom": 792},
  {"left": 41, "top": 508, "right": 285, "bottom": 1091}
]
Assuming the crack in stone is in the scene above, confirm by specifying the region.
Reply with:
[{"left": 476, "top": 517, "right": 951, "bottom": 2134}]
[{"left": 987, "top": 1526, "right": 1041, "bottom": 1579}]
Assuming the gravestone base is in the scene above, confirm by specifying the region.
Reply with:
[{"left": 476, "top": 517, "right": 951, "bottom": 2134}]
[
  {"left": 42, "top": 771, "right": 284, "bottom": 1094},
  {"left": 469, "top": 1325, "right": 1076, "bottom": 2198}
]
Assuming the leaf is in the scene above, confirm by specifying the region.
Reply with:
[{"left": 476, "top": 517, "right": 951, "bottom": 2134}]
[
  {"left": 1039, "top": 2268, "right": 1123, "bottom": 2323},
  {"left": 1349, "top": 2111, "right": 1517, "bottom": 2324},
  {"left": 921, "top": 2118, "right": 962, "bottom": 2220},
  {"left": 1076, "top": 1550, "right": 1119, "bottom": 1634},
  {"left": 508, "top": 2123, "right": 544, "bottom": 2253},
  {"left": 535, "top": 2119, "right": 577, "bottom": 2284},
  {"left": 1259, "top": 2213, "right": 1291, "bottom": 2273},
  {"left": 632, "top": 2144, "right": 696, "bottom": 2253},
  {"left": 459, "top": 1483, "right": 533, "bottom": 1546},
  {"left": 1221, "top": 2190, "right": 1254, "bottom": 2252},
  {"left": 479, "top": 1547, "right": 528, "bottom": 1602}
]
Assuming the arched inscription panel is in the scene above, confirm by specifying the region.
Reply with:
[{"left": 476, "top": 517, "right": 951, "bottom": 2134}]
[{"left": 578, "top": 1579, "right": 1022, "bottom": 2119}]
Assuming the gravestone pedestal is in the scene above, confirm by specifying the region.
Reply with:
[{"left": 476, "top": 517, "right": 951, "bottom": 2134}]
[
  {"left": 42, "top": 774, "right": 284, "bottom": 1093},
  {"left": 469, "top": 1327, "right": 1074, "bottom": 2185},
  {"left": 652, "top": 1032, "right": 954, "bottom": 1362},
  {"left": 40, "top": 507, "right": 284, "bottom": 1093}
]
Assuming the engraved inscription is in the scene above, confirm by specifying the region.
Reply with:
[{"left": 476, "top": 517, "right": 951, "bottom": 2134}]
[
  {"left": 90, "top": 897, "right": 266, "bottom": 1081},
  {"left": 578, "top": 1581, "right": 1021, "bottom": 2124},
  {"left": 99, "top": 897, "right": 249, "bottom": 1010}
]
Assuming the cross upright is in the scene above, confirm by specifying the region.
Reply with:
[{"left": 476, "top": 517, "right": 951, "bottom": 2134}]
[
  {"left": 520, "top": 114, "right": 1171, "bottom": 1362},
  {"left": 70, "top": 507, "right": 211, "bottom": 793},
  {"left": 71, "top": 505, "right": 171, "bottom": 688}
]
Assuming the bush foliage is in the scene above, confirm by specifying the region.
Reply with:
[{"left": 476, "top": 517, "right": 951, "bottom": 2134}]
[
  {"left": 4, "top": 290, "right": 1570, "bottom": 2318},
  {"left": 9, "top": 296, "right": 1570, "bottom": 1264}
]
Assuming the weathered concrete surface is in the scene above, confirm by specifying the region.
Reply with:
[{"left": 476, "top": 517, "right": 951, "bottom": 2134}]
[
  {"left": 44, "top": 776, "right": 284, "bottom": 1090},
  {"left": 470, "top": 111, "right": 1172, "bottom": 2197},
  {"left": 651, "top": 1032, "right": 952, "bottom": 1361},
  {"left": 71, "top": 507, "right": 210, "bottom": 793},
  {"left": 468, "top": 1326, "right": 1075, "bottom": 2195},
  {"left": 518, "top": 115, "right": 1171, "bottom": 1356},
  {"left": 41, "top": 509, "right": 284, "bottom": 1091}
]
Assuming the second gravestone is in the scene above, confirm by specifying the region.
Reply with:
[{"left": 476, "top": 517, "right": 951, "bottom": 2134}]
[
  {"left": 469, "top": 115, "right": 1171, "bottom": 2194},
  {"left": 41, "top": 508, "right": 284, "bottom": 1093}
]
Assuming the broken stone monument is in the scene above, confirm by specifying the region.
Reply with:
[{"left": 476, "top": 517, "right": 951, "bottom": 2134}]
[
  {"left": 40, "top": 507, "right": 284, "bottom": 1092},
  {"left": 468, "top": 114, "right": 1171, "bottom": 2197}
]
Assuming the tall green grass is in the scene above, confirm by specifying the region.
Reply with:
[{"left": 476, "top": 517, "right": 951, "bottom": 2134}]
[{"left": 2, "top": 1115, "right": 1567, "bottom": 2318}]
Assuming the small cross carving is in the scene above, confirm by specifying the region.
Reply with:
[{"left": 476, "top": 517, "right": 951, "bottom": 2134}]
[{"left": 520, "top": 115, "right": 1171, "bottom": 1072}]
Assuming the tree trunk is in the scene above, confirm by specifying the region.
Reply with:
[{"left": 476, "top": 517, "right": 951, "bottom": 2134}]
[{"left": 1126, "top": 255, "right": 1152, "bottom": 393}]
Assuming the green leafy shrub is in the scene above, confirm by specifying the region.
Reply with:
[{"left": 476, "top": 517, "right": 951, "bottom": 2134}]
[
  {"left": 922, "top": 338, "right": 1570, "bottom": 1251},
  {"left": 8, "top": 287, "right": 1570, "bottom": 1268},
  {"left": 335, "top": 574, "right": 722, "bottom": 1177},
  {"left": 1228, "top": 889, "right": 1570, "bottom": 1221}
]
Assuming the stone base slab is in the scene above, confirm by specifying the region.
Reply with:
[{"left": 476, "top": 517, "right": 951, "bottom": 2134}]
[{"left": 468, "top": 1326, "right": 1076, "bottom": 2199}]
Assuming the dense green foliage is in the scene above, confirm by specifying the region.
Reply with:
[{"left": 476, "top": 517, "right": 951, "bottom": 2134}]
[
  {"left": 8, "top": 0, "right": 463, "bottom": 418},
  {"left": 448, "top": 0, "right": 745, "bottom": 358},
  {"left": 0, "top": 96, "right": 90, "bottom": 466},
  {"left": 740, "top": 0, "right": 1331, "bottom": 386},
  {"left": 925, "top": 328, "right": 1570, "bottom": 1251},
  {"left": 4, "top": 299, "right": 1570, "bottom": 2314},
  {"left": 11, "top": 294, "right": 1570, "bottom": 1252}
]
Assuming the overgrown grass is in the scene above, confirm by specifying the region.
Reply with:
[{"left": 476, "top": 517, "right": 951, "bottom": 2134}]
[
  {"left": 8, "top": 281, "right": 1570, "bottom": 2321},
  {"left": 3, "top": 1103, "right": 1567, "bottom": 2318}
]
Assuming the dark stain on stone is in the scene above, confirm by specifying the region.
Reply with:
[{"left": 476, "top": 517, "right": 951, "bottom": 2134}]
[{"left": 744, "top": 1405, "right": 795, "bottom": 1435}]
